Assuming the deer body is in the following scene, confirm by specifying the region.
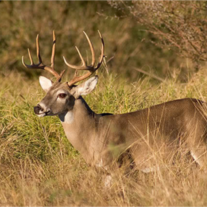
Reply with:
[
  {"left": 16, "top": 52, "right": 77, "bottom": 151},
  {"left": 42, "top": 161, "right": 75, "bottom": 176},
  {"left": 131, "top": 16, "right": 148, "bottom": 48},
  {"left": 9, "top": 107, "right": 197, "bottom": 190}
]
[
  {"left": 58, "top": 91, "right": 207, "bottom": 171},
  {"left": 22, "top": 31, "right": 207, "bottom": 175}
]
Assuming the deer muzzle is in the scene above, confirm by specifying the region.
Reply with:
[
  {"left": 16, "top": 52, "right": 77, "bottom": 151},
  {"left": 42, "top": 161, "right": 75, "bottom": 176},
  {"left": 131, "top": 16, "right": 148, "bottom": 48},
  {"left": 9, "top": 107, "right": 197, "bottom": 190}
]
[
  {"left": 34, "top": 104, "right": 51, "bottom": 117},
  {"left": 34, "top": 104, "right": 44, "bottom": 114}
]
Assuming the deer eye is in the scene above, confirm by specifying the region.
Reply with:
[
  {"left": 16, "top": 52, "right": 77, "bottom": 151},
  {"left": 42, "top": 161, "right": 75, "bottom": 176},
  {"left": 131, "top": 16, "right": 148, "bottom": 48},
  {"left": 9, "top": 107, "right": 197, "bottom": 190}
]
[{"left": 58, "top": 93, "right": 67, "bottom": 99}]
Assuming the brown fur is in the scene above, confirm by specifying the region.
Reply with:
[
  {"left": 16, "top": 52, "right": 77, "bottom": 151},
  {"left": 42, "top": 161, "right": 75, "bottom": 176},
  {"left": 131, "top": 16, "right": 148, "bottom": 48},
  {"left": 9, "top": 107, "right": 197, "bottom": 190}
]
[{"left": 36, "top": 77, "right": 207, "bottom": 173}]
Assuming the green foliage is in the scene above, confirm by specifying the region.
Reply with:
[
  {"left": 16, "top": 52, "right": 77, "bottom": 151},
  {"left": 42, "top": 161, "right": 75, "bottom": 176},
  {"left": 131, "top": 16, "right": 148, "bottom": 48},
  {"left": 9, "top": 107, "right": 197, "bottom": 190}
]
[
  {"left": 0, "top": 1, "right": 184, "bottom": 81},
  {"left": 109, "top": 0, "right": 207, "bottom": 70}
]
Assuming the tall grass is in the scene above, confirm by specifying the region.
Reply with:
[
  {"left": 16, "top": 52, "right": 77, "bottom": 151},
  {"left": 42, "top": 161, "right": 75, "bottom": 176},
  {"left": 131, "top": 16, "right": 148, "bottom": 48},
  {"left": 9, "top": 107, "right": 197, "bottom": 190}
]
[
  {"left": 1, "top": 70, "right": 207, "bottom": 205},
  {"left": 1, "top": 1, "right": 207, "bottom": 205}
]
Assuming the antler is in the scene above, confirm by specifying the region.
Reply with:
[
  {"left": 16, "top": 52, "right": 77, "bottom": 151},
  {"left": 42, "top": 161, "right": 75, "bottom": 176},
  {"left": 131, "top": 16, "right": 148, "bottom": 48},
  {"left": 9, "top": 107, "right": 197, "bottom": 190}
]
[
  {"left": 22, "top": 31, "right": 65, "bottom": 81},
  {"left": 63, "top": 31, "right": 104, "bottom": 86}
]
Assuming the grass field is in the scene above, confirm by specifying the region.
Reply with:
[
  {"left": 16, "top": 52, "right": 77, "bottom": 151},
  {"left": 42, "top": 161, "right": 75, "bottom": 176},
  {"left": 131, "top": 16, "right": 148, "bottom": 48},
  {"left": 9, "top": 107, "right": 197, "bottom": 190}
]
[
  {"left": 1, "top": 1, "right": 207, "bottom": 205},
  {"left": 1, "top": 69, "right": 207, "bottom": 206}
]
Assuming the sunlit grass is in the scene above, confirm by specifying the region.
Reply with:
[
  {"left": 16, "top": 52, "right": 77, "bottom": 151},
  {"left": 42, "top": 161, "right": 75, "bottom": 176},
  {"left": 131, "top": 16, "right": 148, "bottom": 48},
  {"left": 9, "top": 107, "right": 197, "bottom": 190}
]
[{"left": 1, "top": 70, "right": 207, "bottom": 205}]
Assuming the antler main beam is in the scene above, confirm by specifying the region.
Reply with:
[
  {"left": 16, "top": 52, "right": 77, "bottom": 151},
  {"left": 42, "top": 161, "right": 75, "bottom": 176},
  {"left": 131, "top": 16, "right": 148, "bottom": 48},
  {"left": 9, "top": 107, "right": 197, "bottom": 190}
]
[
  {"left": 63, "top": 31, "right": 104, "bottom": 86},
  {"left": 22, "top": 31, "right": 65, "bottom": 81}
]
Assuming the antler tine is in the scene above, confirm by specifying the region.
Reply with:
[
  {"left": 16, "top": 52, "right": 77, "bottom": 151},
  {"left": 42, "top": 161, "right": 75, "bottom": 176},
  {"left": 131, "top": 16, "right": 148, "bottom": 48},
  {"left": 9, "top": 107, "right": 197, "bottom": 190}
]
[
  {"left": 22, "top": 32, "right": 64, "bottom": 81},
  {"left": 28, "top": 48, "right": 34, "bottom": 65},
  {"left": 22, "top": 34, "right": 44, "bottom": 69},
  {"left": 83, "top": 31, "right": 95, "bottom": 66},
  {"left": 36, "top": 34, "right": 43, "bottom": 64},
  {"left": 64, "top": 31, "right": 105, "bottom": 86},
  {"left": 51, "top": 30, "right": 55, "bottom": 69},
  {"left": 43, "top": 30, "right": 65, "bottom": 80},
  {"left": 95, "top": 30, "right": 104, "bottom": 70},
  {"left": 75, "top": 46, "right": 86, "bottom": 67},
  {"left": 63, "top": 46, "right": 87, "bottom": 70},
  {"left": 63, "top": 31, "right": 96, "bottom": 71}
]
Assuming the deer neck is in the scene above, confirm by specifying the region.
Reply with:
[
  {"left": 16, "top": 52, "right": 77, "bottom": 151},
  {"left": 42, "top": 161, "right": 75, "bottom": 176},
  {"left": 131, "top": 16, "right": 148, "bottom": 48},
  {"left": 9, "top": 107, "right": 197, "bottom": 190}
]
[{"left": 58, "top": 97, "right": 96, "bottom": 163}]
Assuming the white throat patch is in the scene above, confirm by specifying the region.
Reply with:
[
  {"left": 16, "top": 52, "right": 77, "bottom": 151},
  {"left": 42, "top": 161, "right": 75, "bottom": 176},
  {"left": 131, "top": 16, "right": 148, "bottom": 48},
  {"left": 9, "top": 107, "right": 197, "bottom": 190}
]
[{"left": 60, "top": 111, "right": 74, "bottom": 124}]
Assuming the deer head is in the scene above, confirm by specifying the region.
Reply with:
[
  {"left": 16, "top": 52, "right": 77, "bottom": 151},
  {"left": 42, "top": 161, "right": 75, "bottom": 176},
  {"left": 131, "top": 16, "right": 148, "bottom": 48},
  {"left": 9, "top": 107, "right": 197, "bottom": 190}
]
[{"left": 22, "top": 31, "right": 104, "bottom": 118}]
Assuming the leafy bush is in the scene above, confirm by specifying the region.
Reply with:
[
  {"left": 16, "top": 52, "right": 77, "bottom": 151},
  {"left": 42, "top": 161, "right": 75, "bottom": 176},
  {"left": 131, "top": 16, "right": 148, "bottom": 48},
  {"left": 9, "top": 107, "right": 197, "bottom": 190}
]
[{"left": 109, "top": 0, "right": 207, "bottom": 71}]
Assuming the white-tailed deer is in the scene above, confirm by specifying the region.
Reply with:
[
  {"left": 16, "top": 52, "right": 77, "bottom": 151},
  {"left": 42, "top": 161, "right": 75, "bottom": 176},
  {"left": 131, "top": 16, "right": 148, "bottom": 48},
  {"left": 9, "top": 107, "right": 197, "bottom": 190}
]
[{"left": 22, "top": 31, "right": 207, "bottom": 176}]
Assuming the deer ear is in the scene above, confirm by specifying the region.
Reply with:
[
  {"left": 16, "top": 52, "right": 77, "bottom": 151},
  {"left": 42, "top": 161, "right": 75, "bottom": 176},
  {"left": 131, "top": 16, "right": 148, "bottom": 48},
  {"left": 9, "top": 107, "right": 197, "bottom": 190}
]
[
  {"left": 39, "top": 76, "right": 53, "bottom": 92},
  {"left": 73, "top": 76, "right": 98, "bottom": 98}
]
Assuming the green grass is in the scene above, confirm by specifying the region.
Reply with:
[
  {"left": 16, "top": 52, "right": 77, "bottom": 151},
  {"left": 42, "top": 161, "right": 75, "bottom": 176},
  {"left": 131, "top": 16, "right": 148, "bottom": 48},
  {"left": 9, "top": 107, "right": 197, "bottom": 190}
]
[{"left": 1, "top": 70, "right": 207, "bottom": 205}]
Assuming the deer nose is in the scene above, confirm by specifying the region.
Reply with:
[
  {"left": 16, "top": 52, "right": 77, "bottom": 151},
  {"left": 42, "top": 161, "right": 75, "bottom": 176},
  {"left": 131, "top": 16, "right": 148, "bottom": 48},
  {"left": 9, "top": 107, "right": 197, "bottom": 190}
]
[{"left": 34, "top": 104, "right": 43, "bottom": 114}]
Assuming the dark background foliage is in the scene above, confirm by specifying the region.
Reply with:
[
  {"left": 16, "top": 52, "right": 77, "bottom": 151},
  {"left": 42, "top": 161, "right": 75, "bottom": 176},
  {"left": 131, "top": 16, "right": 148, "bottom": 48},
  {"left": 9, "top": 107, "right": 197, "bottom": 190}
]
[{"left": 1, "top": 1, "right": 203, "bottom": 82}]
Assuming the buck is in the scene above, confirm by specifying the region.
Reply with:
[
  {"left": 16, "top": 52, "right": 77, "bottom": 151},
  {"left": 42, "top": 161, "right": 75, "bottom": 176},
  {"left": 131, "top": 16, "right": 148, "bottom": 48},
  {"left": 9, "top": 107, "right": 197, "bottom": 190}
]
[{"left": 22, "top": 31, "right": 207, "bottom": 177}]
